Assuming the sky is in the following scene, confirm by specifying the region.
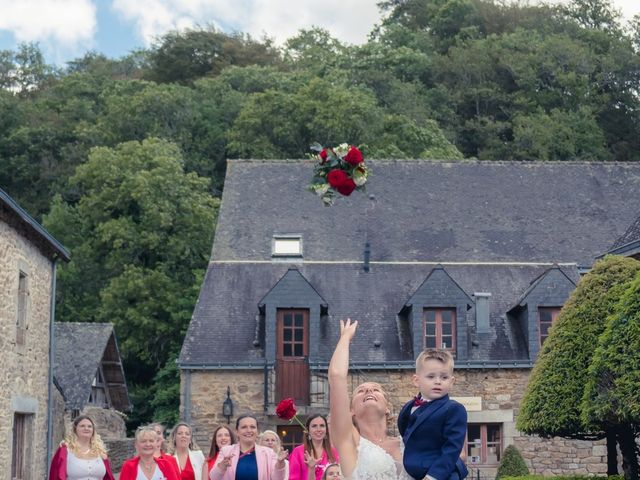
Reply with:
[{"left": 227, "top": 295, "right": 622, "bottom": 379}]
[{"left": 0, "top": 0, "right": 638, "bottom": 67}]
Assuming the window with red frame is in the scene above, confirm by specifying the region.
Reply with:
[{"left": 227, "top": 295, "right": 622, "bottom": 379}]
[
  {"left": 538, "top": 307, "right": 561, "bottom": 346},
  {"left": 277, "top": 425, "right": 304, "bottom": 453},
  {"left": 423, "top": 308, "right": 456, "bottom": 352},
  {"left": 467, "top": 424, "right": 502, "bottom": 465}
]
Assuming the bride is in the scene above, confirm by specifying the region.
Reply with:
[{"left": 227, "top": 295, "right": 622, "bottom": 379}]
[{"left": 328, "top": 319, "right": 412, "bottom": 480}]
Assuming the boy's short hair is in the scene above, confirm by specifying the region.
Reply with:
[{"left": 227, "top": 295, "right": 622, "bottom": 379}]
[{"left": 415, "top": 349, "right": 455, "bottom": 371}]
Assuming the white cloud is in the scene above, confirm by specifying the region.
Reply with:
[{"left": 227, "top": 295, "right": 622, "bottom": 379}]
[
  {"left": 0, "top": 0, "right": 96, "bottom": 46},
  {"left": 111, "top": 0, "right": 235, "bottom": 45},
  {"left": 111, "top": 0, "right": 381, "bottom": 47}
]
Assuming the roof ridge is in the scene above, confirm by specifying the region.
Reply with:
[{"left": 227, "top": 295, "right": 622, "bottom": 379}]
[{"left": 226, "top": 158, "right": 638, "bottom": 166}]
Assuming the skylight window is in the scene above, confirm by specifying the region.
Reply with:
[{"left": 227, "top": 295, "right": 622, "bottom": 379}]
[{"left": 273, "top": 235, "right": 302, "bottom": 257}]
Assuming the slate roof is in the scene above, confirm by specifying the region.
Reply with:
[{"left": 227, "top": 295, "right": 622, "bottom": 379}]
[
  {"left": 608, "top": 213, "right": 640, "bottom": 257},
  {"left": 54, "top": 322, "right": 131, "bottom": 412},
  {"left": 0, "top": 187, "right": 70, "bottom": 261},
  {"left": 212, "top": 160, "right": 640, "bottom": 266},
  {"left": 180, "top": 160, "right": 640, "bottom": 368}
]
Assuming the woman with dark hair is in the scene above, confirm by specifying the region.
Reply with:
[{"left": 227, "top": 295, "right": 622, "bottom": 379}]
[
  {"left": 206, "top": 425, "right": 236, "bottom": 475},
  {"left": 210, "top": 414, "right": 288, "bottom": 480},
  {"left": 49, "top": 415, "right": 115, "bottom": 480},
  {"left": 168, "top": 422, "right": 206, "bottom": 480},
  {"left": 289, "top": 414, "right": 338, "bottom": 480}
]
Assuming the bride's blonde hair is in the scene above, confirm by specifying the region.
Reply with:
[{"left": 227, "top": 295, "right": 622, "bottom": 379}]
[{"left": 65, "top": 415, "right": 107, "bottom": 457}]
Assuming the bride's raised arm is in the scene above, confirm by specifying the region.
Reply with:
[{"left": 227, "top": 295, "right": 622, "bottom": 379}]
[{"left": 328, "top": 318, "right": 359, "bottom": 477}]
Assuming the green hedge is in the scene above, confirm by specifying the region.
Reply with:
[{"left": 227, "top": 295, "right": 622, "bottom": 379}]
[
  {"left": 501, "top": 476, "right": 624, "bottom": 480},
  {"left": 495, "top": 445, "right": 529, "bottom": 479}
]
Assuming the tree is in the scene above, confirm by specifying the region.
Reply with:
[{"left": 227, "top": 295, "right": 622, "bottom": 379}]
[
  {"left": 582, "top": 272, "right": 640, "bottom": 478},
  {"left": 0, "top": 43, "right": 57, "bottom": 93},
  {"left": 144, "top": 27, "right": 281, "bottom": 84},
  {"left": 495, "top": 445, "right": 529, "bottom": 479},
  {"left": 518, "top": 255, "right": 640, "bottom": 476},
  {"left": 43, "top": 138, "right": 218, "bottom": 424}
]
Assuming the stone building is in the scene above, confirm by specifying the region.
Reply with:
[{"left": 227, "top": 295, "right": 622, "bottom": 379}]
[
  {"left": 0, "top": 188, "right": 70, "bottom": 480},
  {"left": 53, "top": 321, "right": 132, "bottom": 467},
  {"left": 178, "top": 160, "right": 640, "bottom": 477}
]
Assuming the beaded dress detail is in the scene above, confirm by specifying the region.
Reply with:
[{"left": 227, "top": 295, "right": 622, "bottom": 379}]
[{"left": 344, "top": 437, "right": 412, "bottom": 480}]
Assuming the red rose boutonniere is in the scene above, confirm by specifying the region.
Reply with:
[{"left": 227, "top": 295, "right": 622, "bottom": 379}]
[
  {"left": 275, "top": 398, "right": 308, "bottom": 432},
  {"left": 308, "top": 142, "right": 369, "bottom": 206}
]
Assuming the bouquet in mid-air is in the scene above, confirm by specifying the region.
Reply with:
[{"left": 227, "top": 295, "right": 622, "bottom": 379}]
[{"left": 308, "top": 142, "right": 369, "bottom": 206}]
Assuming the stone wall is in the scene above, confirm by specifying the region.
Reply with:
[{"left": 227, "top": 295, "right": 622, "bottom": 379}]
[
  {"left": 183, "top": 366, "right": 612, "bottom": 477},
  {"left": 51, "top": 386, "right": 66, "bottom": 449},
  {"left": 81, "top": 405, "right": 127, "bottom": 439},
  {"left": 104, "top": 437, "right": 136, "bottom": 473},
  {"left": 0, "top": 221, "right": 55, "bottom": 480},
  {"left": 183, "top": 370, "right": 266, "bottom": 450}
]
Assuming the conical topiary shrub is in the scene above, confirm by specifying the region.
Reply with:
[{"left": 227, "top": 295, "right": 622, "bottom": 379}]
[{"left": 495, "top": 445, "right": 529, "bottom": 479}]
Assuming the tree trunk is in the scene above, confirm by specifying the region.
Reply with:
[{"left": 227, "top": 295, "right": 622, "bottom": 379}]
[
  {"left": 617, "top": 424, "right": 639, "bottom": 480},
  {"left": 606, "top": 429, "right": 618, "bottom": 476}
]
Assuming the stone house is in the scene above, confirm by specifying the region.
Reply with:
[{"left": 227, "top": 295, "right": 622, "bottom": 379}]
[
  {"left": 178, "top": 160, "right": 640, "bottom": 477},
  {"left": 0, "top": 187, "right": 70, "bottom": 480},
  {"left": 53, "top": 322, "right": 133, "bottom": 466}
]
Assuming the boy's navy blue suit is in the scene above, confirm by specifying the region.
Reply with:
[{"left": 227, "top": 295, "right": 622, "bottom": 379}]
[{"left": 398, "top": 394, "right": 468, "bottom": 480}]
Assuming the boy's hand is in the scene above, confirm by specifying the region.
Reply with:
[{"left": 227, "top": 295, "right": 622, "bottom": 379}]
[{"left": 340, "top": 318, "right": 358, "bottom": 342}]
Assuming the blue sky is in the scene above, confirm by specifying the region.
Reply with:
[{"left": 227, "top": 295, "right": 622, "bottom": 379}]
[{"left": 0, "top": 0, "right": 638, "bottom": 67}]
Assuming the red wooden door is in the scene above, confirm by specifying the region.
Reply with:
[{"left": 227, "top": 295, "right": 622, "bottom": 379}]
[{"left": 276, "top": 309, "right": 310, "bottom": 405}]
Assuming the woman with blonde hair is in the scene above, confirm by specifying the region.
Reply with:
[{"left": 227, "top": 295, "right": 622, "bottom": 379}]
[
  {"left": 258, "top": 430, "right": 289, "bottom": 480},
  {"left": 120, "top": 426, "right": 180, "bottom": 480},
  {"left": 168, "top": 422, "right": 206, "bottom": 480},
  {"left": 49, "top": 415, "right": 115, "bottom": 480},
  {"left": 329, "top": 319, "right": 411, "bottom": 480}
]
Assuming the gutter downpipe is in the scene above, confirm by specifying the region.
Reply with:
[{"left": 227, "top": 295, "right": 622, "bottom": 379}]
[
  {"left": 46, "top": 259, "right": 58, "bottom": 473},
  {"left": 183, "top": 368, "right": 192, "bottom": 423}
]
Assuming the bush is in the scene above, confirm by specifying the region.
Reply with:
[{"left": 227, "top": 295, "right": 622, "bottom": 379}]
[
  {"left": 495, "top": 445, "right": 529, "bottom": 479},
  {"left": 501, "top": 476, "right": 624, "bottom": 480}
]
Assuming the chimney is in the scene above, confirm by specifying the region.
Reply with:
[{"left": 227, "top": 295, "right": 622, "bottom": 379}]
[
  {"left": 474, "top": 292, "right": 491, "bottom": 333},
  {"left": 363, "top": 242, "right": 371, "bottom": 272}
]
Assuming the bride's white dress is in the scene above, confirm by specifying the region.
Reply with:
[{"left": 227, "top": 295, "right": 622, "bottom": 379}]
[{"left": 344, "top": 437, "right": 413, "bottom": 480}]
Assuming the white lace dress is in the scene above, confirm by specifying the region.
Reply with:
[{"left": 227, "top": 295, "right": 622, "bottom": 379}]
[{"left": 344, "top": 437, "right": 412, "bottom": 480}]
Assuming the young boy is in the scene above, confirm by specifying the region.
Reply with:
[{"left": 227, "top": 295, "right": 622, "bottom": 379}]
[{"left": 397, "top": 349, "right": 468, "bottom": 480}]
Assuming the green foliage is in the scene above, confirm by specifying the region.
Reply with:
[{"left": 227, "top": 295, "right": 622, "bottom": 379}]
[
  {"left": 495, "top": 445, "right": 529, "bottom": 479},
  {"left": 582, "top": 271, "right": 640, "bottom": 427},
  {"left": 501, "top": 476, "right": 624, "bottom": 480},
  {"left": 227, "top": 78, "right": 383, "bottom": 158},
  {"left": 517, "top": 255, "right": 640, "bottom": 438},
  {"left": 43, "top": 138, "right": 218, "bottom": 423},
  {"left": 144, "top": 27, "right": 281, "bottom": 84}
]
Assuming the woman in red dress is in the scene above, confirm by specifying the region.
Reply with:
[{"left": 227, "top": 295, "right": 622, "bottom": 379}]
[
  {"left": 205, "top": 425, "right": 236, "bottom": 475},
  {"left": 168, "top": 422, "right": 206, "bottom": 480}
]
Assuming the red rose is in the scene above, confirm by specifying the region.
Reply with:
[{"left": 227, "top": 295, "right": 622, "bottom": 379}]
[
  {"left": 336, "top": 178, "right": 356, "bottom": 196},
  {"left": 344, "top": 146, "right": 363, "bottom": 165},
  {"left": 275, "top": 398, "right": 297, "bottom": 420},
  {"left": 319, "top": 149, "right": 329, "bottom": 163},
  {"left": 327, "top": 169, "right": 349, "bottom": 189}
]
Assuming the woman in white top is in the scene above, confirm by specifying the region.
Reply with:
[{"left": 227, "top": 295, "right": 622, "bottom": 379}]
[
  {"left": 328, "top": 319, "right": 411, "bottom": 480},
  {"left": 169, "top": 422, "right": 206, "bottom": 480},
  {"left": 49, "top": 415, "right": 115, "bottom": 480}
]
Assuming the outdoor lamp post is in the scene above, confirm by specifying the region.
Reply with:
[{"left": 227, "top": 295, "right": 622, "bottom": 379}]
[{"left": 222, "top": 386, "right": 233, "bottom": 424}]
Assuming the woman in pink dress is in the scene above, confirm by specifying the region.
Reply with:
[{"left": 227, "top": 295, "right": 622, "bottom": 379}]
[{"left": 288, "top": 414, "right": 338, "bottom": 480}]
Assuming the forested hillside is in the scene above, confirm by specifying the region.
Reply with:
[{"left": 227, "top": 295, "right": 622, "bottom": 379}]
[{"left": 1, "top": 0, "right": 638, "bottom": 427}]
